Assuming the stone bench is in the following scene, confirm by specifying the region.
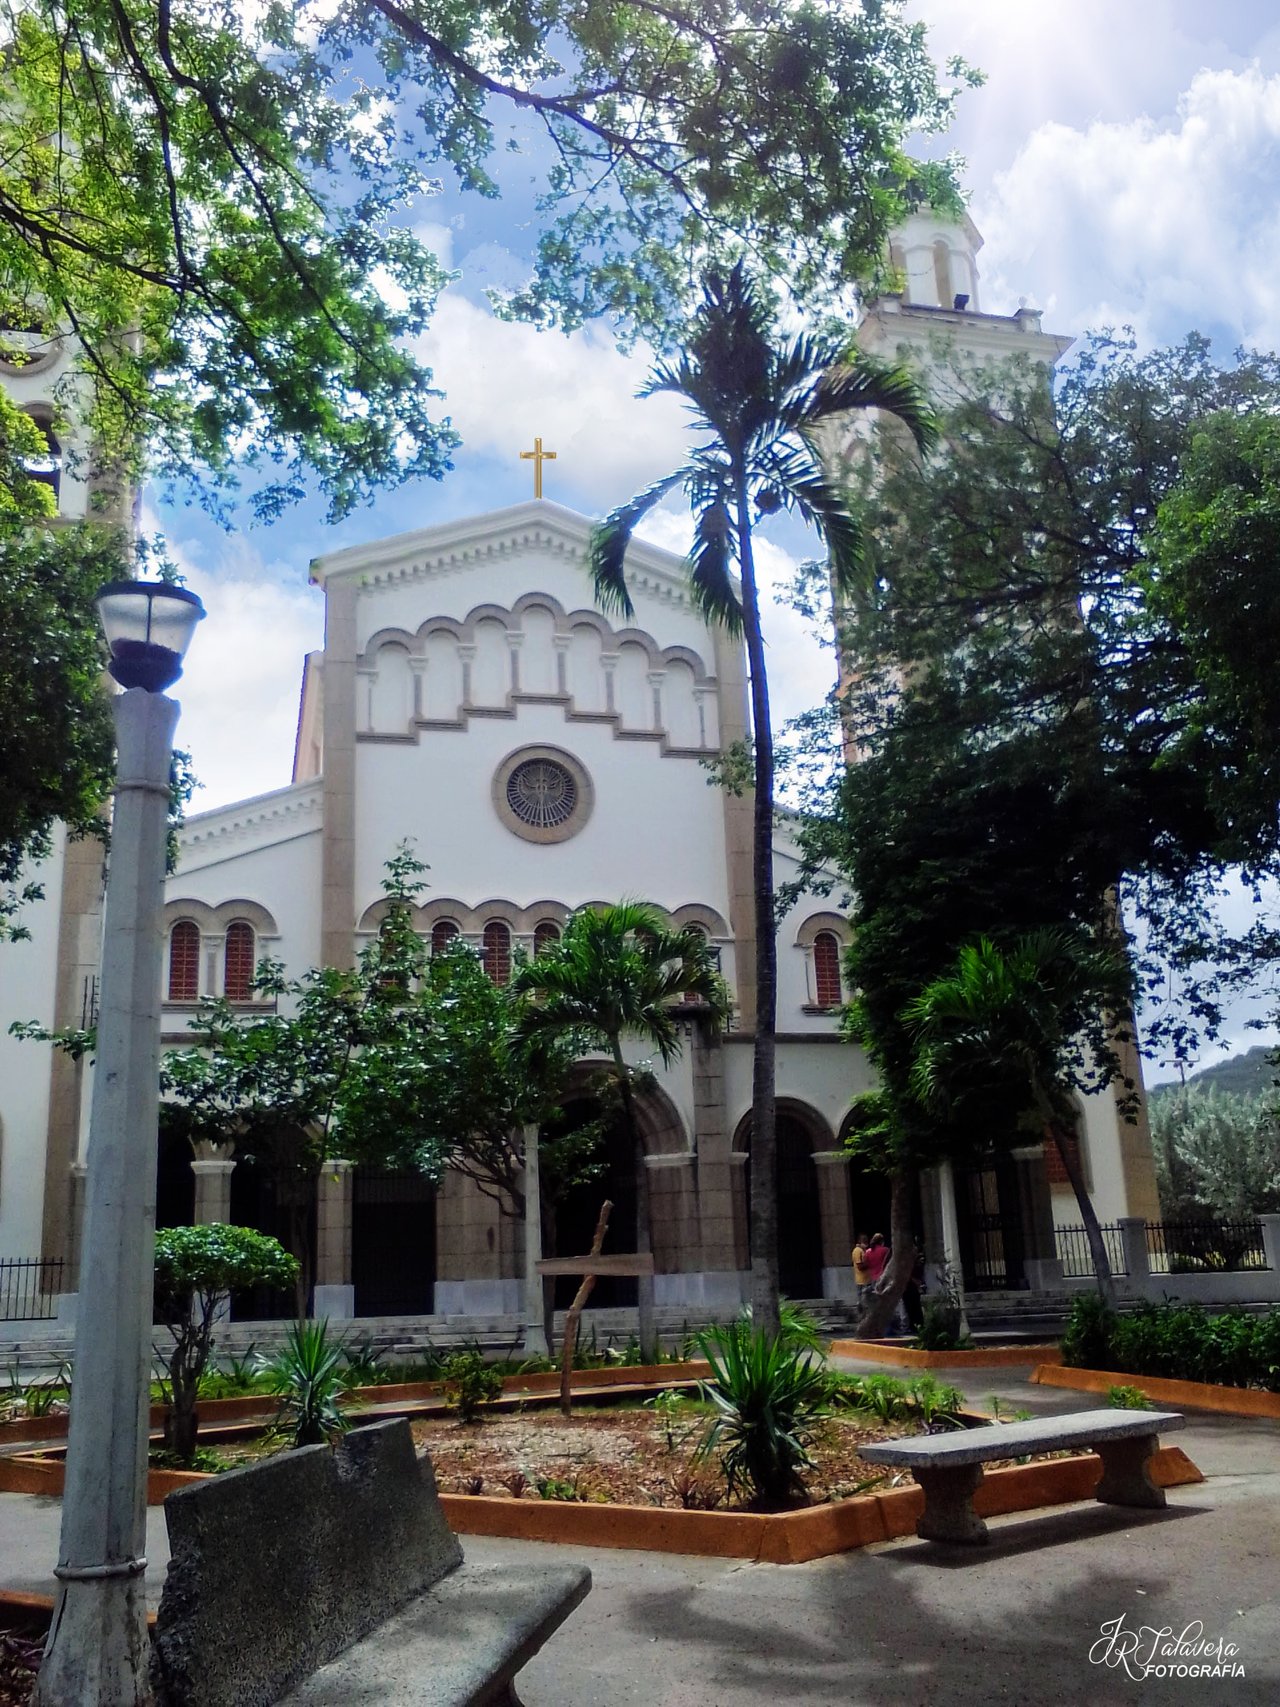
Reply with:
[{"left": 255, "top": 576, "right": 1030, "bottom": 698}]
[
  {"left": 151, "top": 1418, "right": 589, "bottom": 1706},
  {"left": 860, "top": 1407, "right": 1187, "bottom": 1545}
]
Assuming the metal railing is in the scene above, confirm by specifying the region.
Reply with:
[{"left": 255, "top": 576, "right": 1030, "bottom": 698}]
[
  {"left": 1146, "top": 1220, "right": 1266, "bottom": 1274},
  {"left": 1055, "top": 1224, "right": 1128, "bottom": 1278},
  {"left": 0, "top": 1257, "right": 65, "bottom": 1321}
]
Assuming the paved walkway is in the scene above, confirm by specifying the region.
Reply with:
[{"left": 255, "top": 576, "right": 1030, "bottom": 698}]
[{"left": 3, "top": 1360, "right": 1277, "bottom": 1705}]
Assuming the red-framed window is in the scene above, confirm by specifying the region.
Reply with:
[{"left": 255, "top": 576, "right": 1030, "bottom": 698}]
[
  {"left": 431, "top": 920, "right": 460, "bottom": 957},
  {"left": 223, "top": 920, "right": 255, "bottom": 1001},
  {"left": 482, "top": 921, "right": 512, "bottom": 986},
  {"left": 813, "top": 932, "right": 843, "bottom": 1008},
  {"left": 533, "top": 920, "right": 561, "bottom": 957},
  {"left": 168, "top": 920, "right": 200, "bottom": 1001}
]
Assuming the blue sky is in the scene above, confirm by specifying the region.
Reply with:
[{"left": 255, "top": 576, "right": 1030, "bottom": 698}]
[{"left": 155, "top": 0, "right": 1280, "bottom": 1068}]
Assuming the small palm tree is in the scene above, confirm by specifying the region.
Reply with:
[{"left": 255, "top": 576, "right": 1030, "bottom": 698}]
[
  {"left": 592, "top": 264, "right": 936, "bottom": 1333},
  {"left": 510, "top": 901, "right": 728, "bottom": 1360},
  {"left": 904, "top": 930, "right": 1135, "bottom": 1304}
]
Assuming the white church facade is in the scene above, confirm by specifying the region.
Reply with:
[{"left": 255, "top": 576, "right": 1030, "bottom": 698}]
[{"left": 0, "top": 212, "right": 1161, "bottom": 1327}]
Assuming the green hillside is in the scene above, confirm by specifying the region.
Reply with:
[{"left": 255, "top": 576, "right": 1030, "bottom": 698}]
[{"left": 1150, "top": 1045, "right": 1277, "bottom": 1104}]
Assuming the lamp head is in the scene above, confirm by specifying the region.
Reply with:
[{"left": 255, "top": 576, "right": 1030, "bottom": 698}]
[{"left": 96, "top": 581, "right": 205, "bottom": 694}]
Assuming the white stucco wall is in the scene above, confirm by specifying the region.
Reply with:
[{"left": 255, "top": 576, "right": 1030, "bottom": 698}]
[{"left": 0, "top": 835, "right": 67, "bottom": 1256}]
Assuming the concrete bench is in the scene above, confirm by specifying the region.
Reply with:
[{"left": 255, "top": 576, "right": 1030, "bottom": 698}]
[
  {"left": 151, "top": 1418, "right": 589, "bottom": 1707},
  {"left": 860, "top": 1407, "right": 1187, "bottom": 1545}
]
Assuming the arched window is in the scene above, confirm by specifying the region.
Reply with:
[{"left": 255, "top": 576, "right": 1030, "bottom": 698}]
[
  {"left": 223, "top": 920, "right": 255, "bottom": 1001},
  {"left": 812, "top": 932, "right": 843, "bottom": 1008},
  {"left": 533, "top": 920, "right": 561, "bottom": 957},
  {"left": 482, "top": 921, "right": 511, "bottom": 986},
  {"left": 682, "top": 923, "right": 708, "bottom": 1003},
  {"left": 22, "top": 406, "right": 60, "bottom": 502},
  {"left": 430, "top": 920, "right": 460, "bottom": 957},
  {"left": 168, "top": 920, "right": 200, "bottom": 1001}
]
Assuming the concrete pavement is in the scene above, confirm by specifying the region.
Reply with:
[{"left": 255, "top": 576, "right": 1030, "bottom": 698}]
[{"left": 2, "top": 1361, "right": 1276, "bottom": 1705}]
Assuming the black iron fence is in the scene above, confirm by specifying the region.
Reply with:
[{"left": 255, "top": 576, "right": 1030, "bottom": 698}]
[
  {"left": 1054, "top": 1224, "right": 1128, "bottom": 1279},
  {"left": 1147, "top": 1220, "right": 1266, "bottom": 1274},
  {"left": 0, "top": 1258, "right": 65, "bottom": 1321}
]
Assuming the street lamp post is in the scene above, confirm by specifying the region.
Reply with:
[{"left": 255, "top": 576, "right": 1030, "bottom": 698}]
[{"left": 35, "top": 583, "right": 204, "bottom": 1707}]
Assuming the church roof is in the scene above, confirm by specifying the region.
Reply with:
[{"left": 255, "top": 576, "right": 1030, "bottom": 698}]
[{"left": 309, "top": 499, "right": 712, "bottom": 612}]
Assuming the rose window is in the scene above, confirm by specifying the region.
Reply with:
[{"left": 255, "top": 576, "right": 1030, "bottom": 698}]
[{"left": 505, "top": 758, "right": 577, "bottom": 829}]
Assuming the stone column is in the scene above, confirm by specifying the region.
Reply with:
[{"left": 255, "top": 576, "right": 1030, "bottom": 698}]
[
  {"left": 320, "top": 580, "right": 358, "bottom": 970},
  {"left": 1261, "top": 1213, "right": 1280, "bottom": 1275},
  {"left": 433, "top": 1172, "right": 517, "bottom": 1317},
  {"left": 1011, "top": 1145, "right": 1064, "bottom": 1291},
  {"left": 313, "top": 1160, "right": 355, "bottom": 1320},
  {"left": 936, "top": 1159, "right": 970, "bottom": 1336},
  {"left": 1118, "top": 1216, "right": 1151, "bottom": 1298},
  {"left": 691, "top": 1023, "right": 742, "bottom": 1304},
  {"left": 190, "top": 1146, "right": 236, "bottom": 1226},
  {"left": 520, "top": 1127, "right": 548, "bottom": 1356},
  {"left": 56, "top": 1162, "right": 89, "bottom": 1322},
  {"left": 647, "top": 1154, "right": 700, "bottom": 1305},
  {"left": 813, "top": 1151, "right": 855, "bottom": 1299}
]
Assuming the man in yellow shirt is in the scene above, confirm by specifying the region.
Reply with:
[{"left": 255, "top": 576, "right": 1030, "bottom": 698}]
[{"left": 851, "top": 1233, "right": 872, "bottom": 1306}]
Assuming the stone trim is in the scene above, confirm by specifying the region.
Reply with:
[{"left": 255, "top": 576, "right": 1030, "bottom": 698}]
[{"left": 491, "top": 744, "right": 594, "bottom": 844}]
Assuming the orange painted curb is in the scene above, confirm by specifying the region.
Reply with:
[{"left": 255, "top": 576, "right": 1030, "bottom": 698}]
[
  {"left": 440, "top": 1445, "right": 1201, "bottom": 1563},
  {"left": 0, "top": 1453, "right": 208, "bottom": 1505},
  {"left": 830, "top": 1340, "right": 1063, "bottom": 1369},
  {"left": 1032, "top": 1364, "right": 1280, "bottom": 1419},
  {"left": 0, "top": 1362, "right": 715, "bottom": 1448}
]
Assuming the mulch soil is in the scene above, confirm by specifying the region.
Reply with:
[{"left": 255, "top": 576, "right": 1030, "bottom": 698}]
[
  {"left": 409, "top": 1406, "right": 921, "bottom": 1509},
  {"left": 0, "top": 1619, "right": 44, "bottom": 1707}
]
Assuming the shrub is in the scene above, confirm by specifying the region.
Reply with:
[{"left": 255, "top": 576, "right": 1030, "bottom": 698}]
[
  {"left": 1060, "top": 1292, "right": 1119, "bottom": 1372},
  {"left": 694, "top": 1319, "right": 830, "bottom": 1507},
  {"left": 906, "top": 1375, "right": 964, "bottom": 1430},
  {"left": 261, "top": 1319, "right": 350, "bottom": 1448},
  {"left": 1062, "top": 1296, "right": 1280, "bottom": 1392},
  {"left": 442, "top": 1351, "right": 502, "bottom": 1423},
  {"left": 1106, "top": 1385, "right": 1152, "bottom": 1410},
  {"left": 154, "top": 1224, "right": 298, "bottom": 1463}
]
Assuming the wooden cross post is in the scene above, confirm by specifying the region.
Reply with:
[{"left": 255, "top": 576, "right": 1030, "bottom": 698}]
[{"left": 536, "top": 1207, "right": 656, "bottom": 1416}]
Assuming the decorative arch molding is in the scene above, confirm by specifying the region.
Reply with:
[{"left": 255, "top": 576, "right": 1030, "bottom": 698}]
[
  {"left": 564, "top": 1060, "right": 690, "bottom": 1157},
  {"left": 793, "top": 911, "right": 851, "bottom": 949},
  {"left": 162, "top": 898, "right": 280, "bottom": 937},
  {"left": 732, "top": 1098, "right": 838, "bottom": 1155},
  {"left": 670, "top": 902, "right": 731, "bottom": 940},
  {"left": 354, "top": 590, "right": 720, "bottom": 755}
]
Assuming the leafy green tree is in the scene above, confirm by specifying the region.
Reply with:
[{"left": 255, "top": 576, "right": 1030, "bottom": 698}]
[
  {"left": 510, "top": 900, "right": 729, "bottom": 1360},
  {"left": 1, "top": 0, "right": 974, "bottom": 515},
  {"left": 1149, "top": 1085, "right": 1280, "bottom": 1219},
  {"left": 153, "top": 1223, "right": 298, "bottom": 1462},
  {"left": 158, "top": 848, "right": 575, "bottom": 1294},
  {"left": 591, "top": 264, "right": 934, "bottom": 1333},
  {"left": 904, "top": 931, "right": 1135, "bottom": 1302},
  {"left": 826, "top": 333, "right": 1280, "bottom": 1061}
]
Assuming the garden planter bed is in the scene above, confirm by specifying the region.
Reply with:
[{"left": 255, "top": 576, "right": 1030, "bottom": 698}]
[
  {"left": 0, "top": 1452, "right": 208, "bottom": 1504},
  {"left": 0, "top": 1361, "right": 714, "bottom": 1449},
  {"left": 831, "top": 1341, "right": 1063, "bottom": 1370},
  {"left": 1033, "top": 1363, "right": 1280, "bottom": 1419},
  {"left": 440, "top": 1448, "right": 1202, "bottom": 1564}
]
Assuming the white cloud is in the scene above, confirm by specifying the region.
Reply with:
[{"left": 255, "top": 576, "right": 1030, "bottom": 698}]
[
  {"left": 974, "top": 65, "right": 1280, "bottom": 348},
  {"left": 147, "top": 511, "right": 324, "bottom": 813},
  {"left": 415, "top": 293, "right": 690, "bottom": 508}
]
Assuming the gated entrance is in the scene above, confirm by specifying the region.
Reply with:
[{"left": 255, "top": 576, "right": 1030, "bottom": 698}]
[
  {"left": 956, "top": 1157, "right": 1026, "bottom": 1290},
  {"left": 352, "top": 1168, "right": 436, "bottom": 1316}
]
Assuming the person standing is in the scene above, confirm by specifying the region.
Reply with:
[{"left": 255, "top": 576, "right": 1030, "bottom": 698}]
[
  {"left": 865, "top": 1233, "right": 890, "bottom": 1288},
  {"left": 851, "top": 1233, "right": 872, "bottom": 1305}
]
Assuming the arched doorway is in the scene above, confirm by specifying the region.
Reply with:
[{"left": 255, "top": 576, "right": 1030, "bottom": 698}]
[
  {"left": 155, "top": 1129, "right": 195, "bottom": 1230},
  {"left": 736, "top": 1105, "right": 826, "bottom": 1301},
  {"left": 542, "top": 1092, "right": 637, "bottom": 1309},
  {"left": 351, "top": 1168, "right": 436, "bottom": 1316},
  {"left": 228, "top": 1141, "right": 315, "bottom": 1320}
]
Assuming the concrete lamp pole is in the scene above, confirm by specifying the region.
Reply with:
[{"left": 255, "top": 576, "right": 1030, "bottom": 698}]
[{"left": 35, "top": 582, "right": 204, "bottom": 1707}]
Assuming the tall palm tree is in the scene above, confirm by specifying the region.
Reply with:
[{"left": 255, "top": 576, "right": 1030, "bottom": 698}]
[
  {"left": 510, "top": 901, "right": 728, "bottom": 1360},
  {"left": 591, "top": 264, "right": 936, "bottom": 1333},
  {"left": 904, "top": 930, "right": 1134, "bottom": 1305}
]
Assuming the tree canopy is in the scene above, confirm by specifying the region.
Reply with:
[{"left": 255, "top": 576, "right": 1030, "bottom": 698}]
[
  {"left": 801, "top": 332, "right": 1280, "bottom": 1074},
  {"left": 0, "top": 0, "right": 976, "bottom": 518}
]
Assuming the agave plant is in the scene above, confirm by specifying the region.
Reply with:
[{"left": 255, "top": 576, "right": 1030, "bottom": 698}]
[
  {"left": 694, "top": 1318, "right": 830, "bottom": 1507},
  {"left": 261, "top": 1319, "right": 351, "bottom": 1448}
]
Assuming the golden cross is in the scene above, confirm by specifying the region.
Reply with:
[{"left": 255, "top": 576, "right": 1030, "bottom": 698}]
[{"left": 520, "top": 435, "right": 557, "bottom": 499}]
